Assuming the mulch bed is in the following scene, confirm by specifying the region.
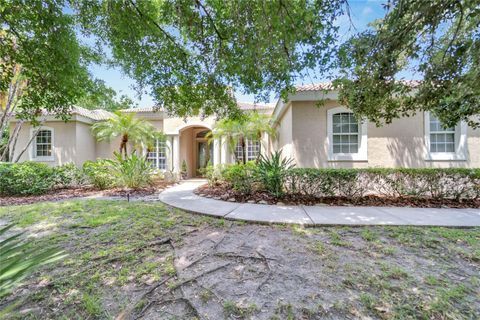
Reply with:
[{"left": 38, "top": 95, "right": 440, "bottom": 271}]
[
  {"left": 195, "top": 184, "right": 480, "bottom": 208},
  {"left": 0, "top": 181, "right": 173, "bottom": 207}
]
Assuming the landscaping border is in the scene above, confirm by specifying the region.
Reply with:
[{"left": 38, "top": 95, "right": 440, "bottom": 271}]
[{"left": 159, "top": 179, "right": 480, "bottom": 227}]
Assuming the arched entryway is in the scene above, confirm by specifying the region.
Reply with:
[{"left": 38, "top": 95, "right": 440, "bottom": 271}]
[{"left": 178, "top": 125, "right": 213, "bottom": 178}]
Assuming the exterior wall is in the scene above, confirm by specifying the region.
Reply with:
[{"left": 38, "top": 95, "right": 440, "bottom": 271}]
[
  {"left": 179, "top": 127, "right": 195, "bottom": 178},
  {"left": 274, "top": 104, "right": 294, "bottom": 159},
  {"left": 291, "top": 100, "right": 480, "bottom": 168},
  {"left": 75, "top": 122, "right": 96, "bottom": 166},
  {"left": 10, "top": 121, "right": 76, "bottom": 166}
]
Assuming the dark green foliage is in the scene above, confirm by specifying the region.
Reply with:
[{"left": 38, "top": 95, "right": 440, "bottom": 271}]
[
  {"left": 0, "top": 162, "right": 88, "bottom": 196},
  {"left": 0, "top": 162, "right": 56, "bottom": 196},
  {"left": 52, "top": 163, "right": 87, "bottom": 188},
  {"left": 0, "top": 224, "right": 66, "bottom": 298},
  {"left": 335, "top": 0, "right": 480, "bottom": 128},
  {"left": 221, "top": 162, "right": 257, "bottom": 195},
  {"left": 110, "top": 152, "right": 153, "bottom": 189},
  {"left": 82, "top": 159, "right": 116, "bottom": 190},
  {"left": 285, "top": 168, "right": 480, "bottom": 200},
  {"left": 72, "top": 0, "right": 345, "bottom": 118},
  {"left": 256, "top": 151, "right": 295, "bottom": 197}
]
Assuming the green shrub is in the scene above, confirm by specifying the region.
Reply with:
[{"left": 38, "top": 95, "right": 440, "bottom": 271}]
[
  {"left": 83, "top": 159, "right": 116, "bottom": 189},
  {"left": 0, "top": 162, "right": 56, "bottom": 195},
  {"left": 110, "top": 152, "right": 153, "bottom": 189},
  {"left": 256, "top": 151, "right": 294, "bottom": 197},
  {"left": 52, "top": 163, "right": 87, "bottom": 188},
  {"left": 221, "top": 162, "right": 257, "bottom": 194},
  {"left": 285, "top": 168, "right": 480, "bottom": 200}
]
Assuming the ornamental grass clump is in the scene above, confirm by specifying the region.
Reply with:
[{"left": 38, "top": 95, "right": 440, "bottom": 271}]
[{"left": 256, "top": 150, "right": 295, "bottom": 197}]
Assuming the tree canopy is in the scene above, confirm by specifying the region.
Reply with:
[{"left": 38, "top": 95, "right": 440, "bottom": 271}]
[
  {"left": 73, "top": 0, "right": 345, "bottom": 118},
  {"left": 335, "top": 0, "right": 480, "bottom": 128}
]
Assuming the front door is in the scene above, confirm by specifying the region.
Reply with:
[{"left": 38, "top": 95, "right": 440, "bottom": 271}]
[{"left": 197, "top": 141, "right": 213, "bottom": 176}]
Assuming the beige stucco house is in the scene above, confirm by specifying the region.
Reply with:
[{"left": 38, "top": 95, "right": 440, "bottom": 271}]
[{"left": 9, "top": 83, "right": 480, "bottom": 177}]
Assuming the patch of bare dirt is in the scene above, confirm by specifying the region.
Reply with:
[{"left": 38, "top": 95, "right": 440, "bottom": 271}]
[{"left": 195, "top": 184, "right": 480, "bottom": 208}]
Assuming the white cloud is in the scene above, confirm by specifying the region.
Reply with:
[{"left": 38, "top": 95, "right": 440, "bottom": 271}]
[{"left": 362, "top": 6, "right": 373, "bottom": 16}]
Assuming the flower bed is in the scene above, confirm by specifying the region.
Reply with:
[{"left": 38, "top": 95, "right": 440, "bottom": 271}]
[
  {"left": 198, "top": 159, "right": 480, "bottom": 208},
  {"left": 0, "top": 155, "right": 174, "bottom": 205}
]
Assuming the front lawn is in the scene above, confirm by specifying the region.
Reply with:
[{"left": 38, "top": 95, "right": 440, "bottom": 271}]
[{"left": 0, "top": 200, "right": 478, "bottom": 319}]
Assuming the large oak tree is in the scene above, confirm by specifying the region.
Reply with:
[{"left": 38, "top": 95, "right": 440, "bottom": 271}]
[{"left": 335, "top": 0, "right": 480, "bottom": 128}]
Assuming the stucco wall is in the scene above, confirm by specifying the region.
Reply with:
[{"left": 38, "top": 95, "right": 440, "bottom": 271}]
[
  {"left": 10, "top": 121, "right": 76, "bottom": 166},
  {"left": 291, "top": 100, "right": 480, "bottom": 168},
  {"left": 75, "top": 122, "right": 97, "bottom": 166},
  {"left": 274, "top": 104, "right": 294, "bottom": 160}
]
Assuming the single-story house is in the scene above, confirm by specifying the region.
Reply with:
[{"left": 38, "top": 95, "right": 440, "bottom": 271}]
[{"left": 9, "top": 83, "right": 480, "bottom": 178}]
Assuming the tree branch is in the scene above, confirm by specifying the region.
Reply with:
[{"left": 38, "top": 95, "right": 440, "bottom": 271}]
[
  {"left": 195, "top": 0, "right": 225, "bottom": 41},
  {"left": 126, "top": 0, "right": 188, "bottom": 56}
]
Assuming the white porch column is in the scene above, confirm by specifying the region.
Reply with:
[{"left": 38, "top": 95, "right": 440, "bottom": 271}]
[
  {"left": 165, "top": 136, "right": 173, "bottom": 171},
  {"left": 213, "top": 138, "right": 221, "bottom": 166},
  {"left": 172, "top": 134, "right": 180, "bottom": 173},
  {"left": 220, "top": 137, "right": 229, "bottom": 164}
]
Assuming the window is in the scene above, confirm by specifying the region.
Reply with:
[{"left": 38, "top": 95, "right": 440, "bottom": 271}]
[
  {"left": 332, "top": 113, "right": 358, "bottom": 154},
  {"left": 32, "top": 128, "right": 54, "bottom": 161},
  {"left": 235, "top": 139, "right": 261, "bottom": 162},
  {"left": 429, "top": 114, "right": 455, "bottom": 152},
  {"left": 425, "top": 112, "right": 467, "bottom": 160},
  {"left": 146, "top": 139, "right": 167, "bottom": 170},
  {"left": 327, "top": 107, "right": 367, "bottom": 161}
]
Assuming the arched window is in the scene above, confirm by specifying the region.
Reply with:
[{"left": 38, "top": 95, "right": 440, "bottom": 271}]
[{"left": 327, "top": 107, "right": 367, "bottom": 161}]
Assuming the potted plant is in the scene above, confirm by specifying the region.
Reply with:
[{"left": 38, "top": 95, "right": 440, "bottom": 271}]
[{"left": 181, "top": 160, "right": 188, "bottom": 180}]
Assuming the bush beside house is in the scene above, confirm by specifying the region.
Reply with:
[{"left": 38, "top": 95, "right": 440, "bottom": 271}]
[{"left": 201, "top": 154, "right": 480, "bottom": 206}]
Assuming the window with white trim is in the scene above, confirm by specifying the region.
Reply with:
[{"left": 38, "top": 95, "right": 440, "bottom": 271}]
[
  {"left": 327, "top": 107, "right": 367, "bottom": 161},
  {"left": 424, "top": 112, "right": 467, "bottom": 161},
  {"left": 32, "top": 128, "right": 54, "bottom": 161},
  {"left": 235, "top": 139, "right": 261, "bottom": 162},
  {"left": 332, "top": 113, "right": 359, "bottom": 154},
  {"left": 429, "top": 114, "right": 455, "bottom": 152},
  {"left": 146, "top": 139, "right": 167, "bottom": 170}
]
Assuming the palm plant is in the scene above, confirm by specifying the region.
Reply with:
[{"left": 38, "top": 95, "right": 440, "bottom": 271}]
[
  {"left": 92, "top": 111, "right": 155, "bottom": 158},
  {"left": 110, "top": 152, "right": 153, "bottom": 189},
  {"left": 208, "top": 112, "right": 275, "bottom": 164},
  {"left": 0, "top": 224, "right": 66, "bottom": 299},
  {"left": 256, "top": 150, "right": 295, "bottom": 197}
]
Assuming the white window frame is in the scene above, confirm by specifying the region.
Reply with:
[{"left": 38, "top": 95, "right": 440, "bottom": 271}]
[
  {"left": 30, "top": 126, "right": 54, "bottom": 162},
  {"left": 235, "top": 139, "right": 261, "bottom": 162},
  {"left": 424, "top": 112, "right": 467, "bottom": 161},
  {"left": 145, "top": 139, "right": 167, "bottom": 171},
  {"left": 327, "top": 106, "right": 368, "bottom": 161}
]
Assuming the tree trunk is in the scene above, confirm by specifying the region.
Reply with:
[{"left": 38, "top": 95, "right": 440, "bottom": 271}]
[
  {"left": 1, "top": 120, "right": 22, "bottom": 161},
  {"left": 240, "top": 137, "right": 246, "bottom": 164},
  {"left": 120, "top": 134, "right": 128, "bottom": 159},
  {"left": 14, "top": 122, "right": 44, "bottom": 163}
]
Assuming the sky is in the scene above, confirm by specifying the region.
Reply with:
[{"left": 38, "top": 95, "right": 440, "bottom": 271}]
[{"left": 88, "top": 0, "right": 387, "bottom": 108}]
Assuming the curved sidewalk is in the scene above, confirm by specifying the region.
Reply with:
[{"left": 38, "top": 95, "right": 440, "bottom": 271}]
[{"left": 159, "top": 179, "right": 480, "bottom": 227}]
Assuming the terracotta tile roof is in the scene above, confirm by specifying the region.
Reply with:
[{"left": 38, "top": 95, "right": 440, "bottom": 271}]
[
  {"left": 71, "top": 107, "right": 113, "bottom": 121},
  {"left": 294, "top": 82, "right": 335, "bottom": 92},
  {"left": 237, "top": 101, "right": 274, "bottom": 110},
  {"left": 120, "top": 102, "right": 274, "bottom": 114},
  {"left": 294, "top": 80, "right": 422, "bottom": 92}
]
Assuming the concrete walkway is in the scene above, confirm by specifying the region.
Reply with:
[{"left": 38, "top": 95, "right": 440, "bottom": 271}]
[{"left": 159, "top": 179, "right": 480, "bottom": 227}]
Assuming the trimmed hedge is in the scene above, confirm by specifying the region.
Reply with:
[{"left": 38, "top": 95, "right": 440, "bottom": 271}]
[
  {"left": 0, "top": 162, "right": 87, "bottom": 196},
  {"left": 0, "top": 162, "right": 57, "bottom": 196},
  {"left": 285, "top": 168, "right": 480, "bottom": 200}
]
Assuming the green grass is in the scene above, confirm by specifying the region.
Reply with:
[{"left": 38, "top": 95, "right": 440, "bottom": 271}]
[
  {"left": 0, "top": 201, "right": 478, "bottom": 319},
  {"left": 0, "top": 200, "right": 220, "bottom": 319}
]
